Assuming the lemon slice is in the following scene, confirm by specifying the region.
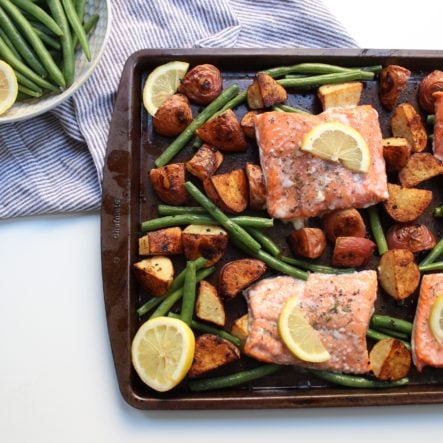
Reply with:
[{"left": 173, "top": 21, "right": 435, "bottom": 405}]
[
  {"left": 278, "top": 297, "right": 331, "bottom": 363},
  {"left": 301, "top": 121, "right": 371, "bottom": 173},
  {"left": 429, "top": 293, "right": 443, "bottom": 343},
  {"left": 0, "top": 61, "right": 18, "bottom": 116},
  {"left": 131, "top": 316, "right": 195, "bottom": 392},
  {"left": 142, "top": 60, "right": 189, "bottom": 116}
]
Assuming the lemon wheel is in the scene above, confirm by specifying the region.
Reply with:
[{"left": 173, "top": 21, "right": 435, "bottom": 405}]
[
  {"left": 430, "top": 293, "right": 443, "bottom": 343},
  {"left": 0, "top": 61, "right": 18, "bottom": 116}
]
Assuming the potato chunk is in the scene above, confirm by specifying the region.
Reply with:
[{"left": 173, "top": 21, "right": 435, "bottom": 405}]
[
  {"left": 195, "top": 281, "right": 226, "bottom": 327},
  {"left": 138, "top": 227, "right": 182, "bottom": 255},
  {"left": 384, "top": 183, "right": 432, "bottom": 222},
  {"left": 317, "top": 81, "right": 363, "bottom": 110},
  {"left": 149, "top": 163, "right": 187, "bottom": 205},
  {"left": 231, "top": 314, "right": 249, "bottom": 346},
  {"left": 378, "top": 249, "right": 420, "bottom": 300},
  {"left": 241, "top": 111, "right": 259, "bottom": 138},
  {"left": 322, "top": 208, "right": 366, "bottom": 243},
  {"left": 369, "top": 338, "right": 411, "bottom": 381},
  {"left": 209, "top": 169, "right": 248, "bottom": 214},
  {"left": 152, "top": 93, "right": 192, "bottom": 136},
  {"left": 398, "top": 152, "right": 443, "bottom": 188},
  {"left": 245, "top": 163, "right": 266, "bottom": 210},
  {"left": 378, "top": 65, "right": 411, "bottom": 111},
  {"left": 186, "top": 144, "right": 223, "bottom": 181},
  {"left": 188, "top": 334, "right": 240, "bottom": 378},
  {"left": 247, "top": 73, "right": 287, "bottom": 109},
  {"left": 391, "top": 103, "right": 427, "bottom": 153},
  {"left": 288, "top": 227, "right": 326, "bottom": 259},
  {"left": 332, "top": 237, "right": 376, "bottom": 268},
  {"left": 382, "top": 137, "right": 411, "bottom": 172},
  {"left": 132, "top": 256, "right": 174, "bottom": 296}
]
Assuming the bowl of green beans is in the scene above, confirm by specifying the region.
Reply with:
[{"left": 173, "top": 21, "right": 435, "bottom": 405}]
[{"left": 0, "top": 0, "right": 111, "bottom": 123}]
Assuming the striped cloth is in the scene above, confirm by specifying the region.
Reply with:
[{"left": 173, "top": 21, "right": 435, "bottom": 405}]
[{"left": 0, "top": 0, "right": 356, "bottom": 219}]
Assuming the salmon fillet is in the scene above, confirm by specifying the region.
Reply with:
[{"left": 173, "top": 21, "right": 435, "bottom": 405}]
[
  {"left": 255, "top": 106, "right": 388, "bottom": 220},
  {"left": 433, "top": 92, "right": 443, "bottom": 161},
  {"left": 412, "top": 273, "right": 443, "bottom": 371},
  {"left": 244, "top": 271, "right": 377, "bottom": 373}
]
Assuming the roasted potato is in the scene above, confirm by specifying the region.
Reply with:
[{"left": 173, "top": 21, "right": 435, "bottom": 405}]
[
  {"left": 317, "top": 81, "right": 363, "bottom": 110},
  {"left": 245, "top": 163, "right": 266, "bottom": 210},
  {"left": 209, "top": 169, "right": 248, "bottom": 214},
  {"left": 138, "top": 227, "right": 183, "bottom": 255},
  {"left": 322, "top": 208, "right": 366, "bottom": 243},
  {"left": 288, "top": 227, "right": 326, "bottom": 259},
  {"left": 398, "top": 152, "right": 443, "bottom": 188},
  {"left": 391, "top": 103, "right": 427, "bottom": 153},
  {"left": 378, "top": 65, "right": 411, "bottom": 111},
  {"left": 241, "top": 111, "right": 259, "bottom": 138},
  {"left": 369, "top": 338, "right": 411, "bottom": 381},
  {"left": 219, "top": 258, "right": 267, "bottom": 299},
  {"left": 386, "top": 223, "right": 436, "bottom": 253},
  {"left": 186, "top": 144, "right": 223, "bottom": 181},
  {"left": 149, "top": 163, "right": 187, "bottom": 205},
  {"left": 178, "top": 64, "right": 222, "bottom": 105},
  {"left": 132, "top": 256, "right": 174, "bottom": 296},
  {"left": 182, "top": 224, "right": 228, "bottom": 267},
  {"left": 247, "top": 73, "right": 287, "bottom": 109},
  {"left": 188, "top": 334, "right": 240, "bottom": 378},
  {"left": 152, "top": 93, "right": 192, "bottom": 136},
  {"left": 332, "top": 236, "right": 376, "bottom": 268},
  {"left": 195, "top": 280, "right": 226, "bottom": 327},
  {"left": 384, "top": 183, "right": 432, "bottom": 223},
  {"left": 418, "top": 70, "right": 443, "bottom": 113},
  {"left": 195, "top": 109, "right": 248, "bottom": 152},
  {"left": 231, "top": 314, "right": 249, "bottom": 346},
  {"left": 382, "top": 137, "right": 411, "bottom": 172},
  {"left": 378, "top": 249, "right": 420, "bottom": 300}
]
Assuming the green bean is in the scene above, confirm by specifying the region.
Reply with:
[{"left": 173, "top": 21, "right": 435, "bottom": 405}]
[
  {"left": 188, "top": 364, "right": 282, "bottom": 392},
  {"left": 32, "top": 26, "right": 61, "bottom": 50},
  {"left": 75, "top": 0, "right": 86, "bottom": 20},
  {"left": 15, "top": 71, "right": 43, "bottom": 93},
  {"left": 370, "top": 315, "right": 413, "bottom": 335},
  {"left": 72, "top": 13, "right": 98, "bottom": 49},
  {"left": 366, "top": 328, "right": 411, "bottom": 350},
  {"left": 0, "top": 0, "right": 66, "bottom": 87},
  {"left": 180, "top": 261, "right": 197, "bottom": 326},
  {"left": 419, "top": 261, "right": 443, "bottom": 273},
  {"left": 0, "top": 4, "right": 47, "bottom": 76},
  {"left": 141, "top": 214, "right": 273, "bottom": 232},
  {"left": 419, "top": 237, "right": 443, "bottom": 267},
  {"left": 168, "top": 312, "right": 241, "bottom": 347},
  {"left": 376, "top": 327, "right": 410, "bottom": 341},
  {"left": 149, "top": 267, "right": 215, "bottom": 319},
  {"left": 0, "top": 35, "right": 58, "bottom": 91},
  {"left": 434, "top": 206, "right": 443, "bottom": 218},
  {"left": 18, "top": 84, "right": 42, "bottom": 98},
  {"left": 157, "top": 205, "right": 208, "bottom": 216},
  {"left": 272, "top": 103, "right": 310, "bottom": 114},
  {"left": 280, "top": 256, "right": 355, "bottom": 275},
  {"left": 246, "top": 228, "right": 281, "bottom": 257},
  {"left": 0, "top": 26, "right": 22, "bottom": 60},
  {"left": 309, "top": 369, "right": 409, "bottom": 388},
  {"left": 184, "top": 181, "right": 262, "bottom": 254},
  {"left": 368, "top": 205, "right": 388, "bottom": 256},
  {"left": 47, "top": 0, "right": 74, "bottom": 87},
  {"left": 61, "top": 0, "right": 90, "bottom": 60},
  {"left": 9, "top": 0, "right": 63, "bottom": 35},
  {"left": 155, "top": 84, "right": 240, "bottom": 167},
  {"left": 278, "top": 71, "right": 374, "bottom": 90},
  {"left": 427, "top": 114, "right": 435, "bottom": 125}
]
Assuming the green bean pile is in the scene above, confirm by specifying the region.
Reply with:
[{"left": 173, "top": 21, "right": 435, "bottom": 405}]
[{"left": 0, "top": 0, "right": 100, "bottom": 99}]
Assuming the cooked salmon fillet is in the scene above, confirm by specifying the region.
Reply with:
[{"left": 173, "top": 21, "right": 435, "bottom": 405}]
[
  {"left": 244, "top": 271, "right": 377, "bottom": 373},
  {"left": 255, "top": 106, "right": 388, "bottom": 220},
  {"left": 412, "top": 273, "right": 443, "bottom": 371},
  {"left": 433, "top": 92, "right": 443, "bottom": 161}
]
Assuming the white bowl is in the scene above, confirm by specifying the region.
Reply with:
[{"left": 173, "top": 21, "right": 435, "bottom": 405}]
[{"left": 0, "top": 0, "right": 111, "bottom": 124}]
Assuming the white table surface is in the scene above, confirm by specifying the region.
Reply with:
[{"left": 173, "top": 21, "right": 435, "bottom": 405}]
[{"left": 2, "top": 1, "right": 443, "bottom": 441}]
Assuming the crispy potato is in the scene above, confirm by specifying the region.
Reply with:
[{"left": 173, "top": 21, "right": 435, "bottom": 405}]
[
  {"left": 369, "top": 338, "right": 411, "bottom": 381},
  {"left": 203, "top": 177, "right": 227, "bottom": 211},
  {"left": 332, "top": 236, "right": 376, "bottom": 268},
  {"left": 195, "top": 281, "right": 226, "bottom": 327},
  {"left": 382, "top": 137, "right": 412, "bottom": 172},
  {"left": 391, "top": 103, "right": 428, "bottom": 153},
  {"left": 178, "top": 64, "right": 222, "bottom": 105},
  {"left": 241, "top": 111, "right": 259, "bottom": 138},
  {"left": 138, "top": 227, "right": 183, "bottom": 255},
  {"left": 384, "top": 183, "right": 432, "bottom": 222},
  {"left": 132, "top": 256, "right": 174, "bottom": 296},
  {"left": 182, "top": 224, "right": 228, "bottom": 267},
  {"left": 188, "top": 334, "right": 240, "bottom": 378},
  {"left": 218, "top": 258, "right": 267, "bottom": 299},
  {"left": 152, "top": 93, "right": 192, "bottom": 136},
  {"left": 245, "top": 163, "right": 266, "bottom": 210},
  {"left": 288, "top": 227, "right": 326, "bottom": 259},
  {"left": 210, "top": 169, "right": 248, "bottom": 214},
  {"left": 378, "top": 249, "right": 420, "bottom": 300},
  {"left": 186, "top": 144, "right": 223, "bottom": 181},
  {"left": 317, "top": 81, "right": 363, "bottom": 110},
  {"left": 247, "top": 73, "right": 287, "bottom": 109},
  {"left": 149, "top": 163, "right": 187, "bottom": 205},
  {"left": 418, "top": 70, "right": 443, "bottom": 113},
  {"left": 195, "top": 109, "right": 248, "bottom": 152},
  {"left": 398, "top": 152, "right": 443, "bottom": 187},
  {"left": 386, "top": 223, "right": 436, "bottom": 253},
  {"left": 231, "top": 314, "right": 249, "bottom": 346},
  {"left": 379, "top": 65, "right": 411, "bottom": 111},
  {"left": 322, "top": 208, "right": 366, "bottom": 243}
]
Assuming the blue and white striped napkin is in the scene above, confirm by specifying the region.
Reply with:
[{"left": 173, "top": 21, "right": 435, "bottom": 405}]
[{"left": 0, "top": 0, "right": 356, "bottom": 219}]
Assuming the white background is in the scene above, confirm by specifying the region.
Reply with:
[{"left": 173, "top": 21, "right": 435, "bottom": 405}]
[{"left": 2, "top": 1, "right": 443, "bottom": 441}]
